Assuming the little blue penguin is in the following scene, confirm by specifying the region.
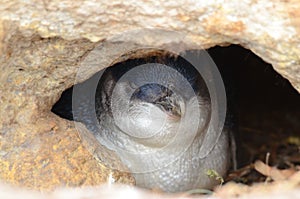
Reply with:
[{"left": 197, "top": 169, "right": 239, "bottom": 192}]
[{"left": 52, "top": 53, "right": 231, "bottom": 193}]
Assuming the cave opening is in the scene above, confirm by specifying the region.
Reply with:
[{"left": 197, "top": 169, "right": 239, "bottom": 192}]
[{"left": 51, "top": 44, "right": 300, "bottom": 186}]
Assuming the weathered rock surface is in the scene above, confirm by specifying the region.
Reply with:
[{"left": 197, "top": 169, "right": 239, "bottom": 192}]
[
  {"left": 0, "top": 0, "right": 299, "bottom": 191},
  {"left": 0, "top": 35, "right": 134, "bottom": 190}
]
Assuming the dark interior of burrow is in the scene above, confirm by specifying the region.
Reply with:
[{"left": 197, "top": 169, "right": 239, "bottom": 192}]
[{"left": 52, "top": 44, "right": 300, "bottom": 185}]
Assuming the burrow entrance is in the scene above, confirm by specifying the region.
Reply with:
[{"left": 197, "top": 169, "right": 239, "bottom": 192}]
[{"left": 52, "top": 44, "right": 300, "bottom": 188}]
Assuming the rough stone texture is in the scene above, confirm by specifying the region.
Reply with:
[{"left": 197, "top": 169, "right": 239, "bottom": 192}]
[
  {"left": 1, "top": 0, "right": 300, "bottom": 90},
  {"left": 0, "top": 0, "right": 299, "bottom": 194},
  {"left": 0, "top": 35, "right": 134, "bottom": 190}
]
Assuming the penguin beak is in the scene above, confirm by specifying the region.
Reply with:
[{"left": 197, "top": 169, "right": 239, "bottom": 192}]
[
  {"left": 167, "top": 107, "right": 181, "bottom": 122},
  {"left": 156, "top": 97, "right": 183, "bottom": 122}
]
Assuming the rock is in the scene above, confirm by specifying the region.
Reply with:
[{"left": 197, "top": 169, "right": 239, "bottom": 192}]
[
  {"left": 0, "top": 0, "right": 299, "bottom": 191},
  {"left": 0, "top": 36, "right": 134, "bottom": 189}
]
